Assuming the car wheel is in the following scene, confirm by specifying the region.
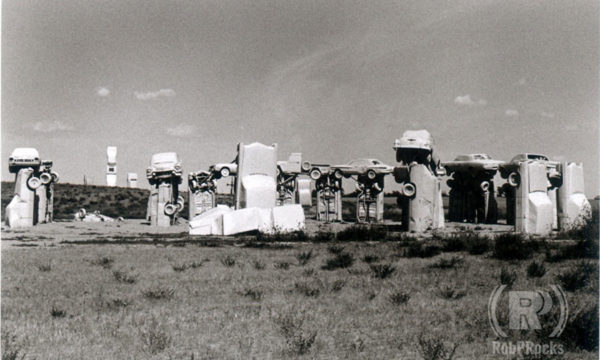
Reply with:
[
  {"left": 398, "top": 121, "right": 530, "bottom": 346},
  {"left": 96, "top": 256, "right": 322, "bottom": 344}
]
[
  {"left": 176, "top": 196, "right": 185, "bottom": 212},
  {"left": 164, "top": 203, "right": 177, "bottom": 216},
  {"left": 301, "top": 161, "right": 311, "bottom": 172},
  {"left": 40, "top": 172, "right": 52, "bottom": 185},
  {"left": 367, "top": 170, "right": 377, "bottom": 180},
  {"left": 27, "top": 175, "right": 42, "bottom": 190},
  {"left": 480, "top": 181, "right": 490, "bottom": 192},
  {"left": 333, "top": 169, "right": 343, "bottom": 179},
  {"left": 402, "top": 182, "right": 416, "bottom": 198},
  {"left": 507, "top": 172, "right": 520, "bottom": 187},
  {"left": 220, "top": 167, "right": 230, "bottom": 177},
  {"left": 309, "top": 168, "right": 321, "bottom": 180},
  {"left": 50, "top": 171, "right": 59, "bottom": 183}
]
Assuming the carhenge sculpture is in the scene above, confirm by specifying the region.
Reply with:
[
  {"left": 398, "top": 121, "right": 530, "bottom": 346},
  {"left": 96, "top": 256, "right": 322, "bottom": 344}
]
[
  {"left": 332, "top": 159, "right": 394, "bottom": 223},
  {"left": 308, "top": 164, "right": 343, "bottom": 222},
  {"left": 145, "top": 152, "right": 184, "bottom": 227},
  {"left": 443, "top": 154, "right": 504, "bottom": 224},
  {"left": 276, "top": 153, "right": 312, "bottom": 206},
  {"left": 5, "top": 148, "right": 59, "bottom": 228},
  {"left": 189, "top": 142, "right": 305, "bottom": 235},
  {"left": 188, "top": 170, "right": 217, "bottom": 219},
  {"left": 393, "top": 130, "right": 444, "bottom": 231},
  {"left": 499, "top": 154, "right": 590, "bottom": 234}
]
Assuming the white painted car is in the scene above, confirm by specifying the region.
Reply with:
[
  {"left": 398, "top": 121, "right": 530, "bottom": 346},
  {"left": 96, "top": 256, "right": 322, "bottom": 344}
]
[
  {"left": 146, "top": 152, "right": 182, "bottom": 180},
  {"left": 500, "top": 153, "right": 561, "bottom": 188},
  {"left": 8, "top": 148, "right": 41, "bottom": 173},
  {"left": 443, "top": 153, "right": 505, "bottom": 172},
  {"left": 210, "top": 163, "right": 238, "bottom": 177},
  {"left": 277, "top": 153, "right": 311, "bottom": 175},
  {"left": 332, "top": 158, "right": 394, "bottom": 180}
]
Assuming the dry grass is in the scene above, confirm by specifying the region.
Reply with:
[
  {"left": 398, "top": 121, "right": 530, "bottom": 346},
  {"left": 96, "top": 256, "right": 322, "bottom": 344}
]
[{"left": 1, "top": 237, "right": 597, "bottom": 359}]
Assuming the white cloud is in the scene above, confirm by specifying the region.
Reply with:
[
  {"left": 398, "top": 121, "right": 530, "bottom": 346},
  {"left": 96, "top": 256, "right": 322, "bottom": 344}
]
[
  {"left": 134, "top": 88, "right": 176, "bottom": 100},
  {"left": 32, "top": 120, "right": 74, "bottom": 133},
  {"left": 505, "top": 109, "right": 519, "bottom": 117},
  {"left": 454, "top": 94, "right": 487, "bottom": 107},
  {"left": 540, "top": 111, "right": 555, "bottom": 118},
  {"left": 96, "top": 87, "right": 110, "bottom": 97},
  {"left": 167, "top": 124, "right": 197, "bottom": 137}
]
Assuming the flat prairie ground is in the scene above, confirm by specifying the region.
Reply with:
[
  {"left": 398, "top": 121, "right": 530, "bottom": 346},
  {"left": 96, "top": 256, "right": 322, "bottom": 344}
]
[{"left": 1, "top": 220, "right": 598, "bottom": 359}]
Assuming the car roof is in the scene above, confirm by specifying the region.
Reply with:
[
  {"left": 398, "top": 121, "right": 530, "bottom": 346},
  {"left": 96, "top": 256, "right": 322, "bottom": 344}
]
[{"left": 10, "top": 147, "right": 39, "bottom": 157}]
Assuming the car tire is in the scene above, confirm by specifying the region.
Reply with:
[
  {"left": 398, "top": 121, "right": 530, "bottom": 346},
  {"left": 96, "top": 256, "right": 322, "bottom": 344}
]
[
  {"left": 164, "top": 203, "right": 177, "bottom": 216},
  {"left": 220, "top": 167, "right": 230, "bottom": 177},
  {"left": 402, "top": 182, "right": 416, "bottom": 198},
  {"left": 507, "top": 172, "right": 520, "bottom": 187},
  {"left": 333, "top": 169, "right": 343, "bottom": 179},
  {"left": 176, "top": 196, "right": 185, "bottom": 212},
  {"left": 309, "top": 168, "right": 321, "bottom": 180},
  {"left": 40, "top": 172, "right": 53, "bottom": 185},
  {"left": 50, "top": 171, "right": 59, "bottom": 183},
  {"left": 480, "top": 180, "right": 490, "bottom": 192},
  {"left": 367, "top": 170, "right": 377, "bottom": 180},
  {"left": 27, "top": 176, "right": 42, "bottom": 190},
  {"left": 301, "top": 161, "right": 311, "bottom": 172}
]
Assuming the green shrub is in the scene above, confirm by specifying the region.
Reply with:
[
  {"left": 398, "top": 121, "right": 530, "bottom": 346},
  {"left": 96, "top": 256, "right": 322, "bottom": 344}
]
[
  {"left": 335, "top": 225, "right": 387, "bottom": 242},
  {"left": 220, "top": 255, "right": 236, "bottom": 267},
  {"left": 361, "top": 254, "right": 380, "bottom": 263},
  {"left": 493, "top": 234, "right": 539, "bottom": 260},
  {"left": 403, "top": 242, "right": 441, "bottom": 258},
  {"left": 322, "top": 252, "right": 355, "bottom": 270},
  {"left": 370, "top": 263, "right": 396, "bottom": 279},
  {"left": 415, "top": 332, "right": 458, "bottom": 360},
  {"left": 561, "top": 298, "right": 599, "bottom": 351},
  {"left": 499, "top": 267, "right": 517, "bottom": 287},
  {"left": 389, "top": 290, "right": 410, "bottom": 305},
  {"left": 556, "top": 261, "right": 594, "bottom": 291},
  {"left": 429, "top": 256, "right": 464, "bottom": 270},
  {"left": 526, "top": 261, "right": 546, "bottom": 278},
  {"left": 296, "top": 250, "right": 313, "bottom": 266},
  {"left": 142, "top": 287, "right": 175, "bottom": 300}
]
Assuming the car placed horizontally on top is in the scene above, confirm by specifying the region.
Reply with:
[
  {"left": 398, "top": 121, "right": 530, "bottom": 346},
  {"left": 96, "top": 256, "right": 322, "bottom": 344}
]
[
  {"left": 146, "top": 152, "right": 182, "bottom": 182},
  {"left": 442, "top": 153, "right": 505, "bottom": 173},
  {"left": 331, "top": 158, "right": 394, "bottom": 180},
  {"left": 8, "top": 147, "right": 41, "bottom": 173},
  {"left": 276, "top": 153, "right": 312, "bottom": 175},
  {"left": 210, "top": 162, "right": 238, "bottom": 178},
  {"left": 499, "top": 153, "right": 561, "bottom": 188}
]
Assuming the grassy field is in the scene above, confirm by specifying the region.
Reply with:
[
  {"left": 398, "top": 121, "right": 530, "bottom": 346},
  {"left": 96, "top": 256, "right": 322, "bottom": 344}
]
[{"left": 2, "top": 222, "right": 598, "bottom": 359}]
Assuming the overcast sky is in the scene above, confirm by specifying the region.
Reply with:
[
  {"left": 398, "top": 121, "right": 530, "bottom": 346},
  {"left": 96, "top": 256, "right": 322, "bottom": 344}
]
[{"left": 2, "top": 0, "right": 598, "bottom": 195}]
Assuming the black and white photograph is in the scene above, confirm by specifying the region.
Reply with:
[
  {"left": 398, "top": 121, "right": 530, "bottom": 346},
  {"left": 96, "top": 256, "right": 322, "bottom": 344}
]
[{"left": 1, "top": 0, "right": 598, "bottom": 358}]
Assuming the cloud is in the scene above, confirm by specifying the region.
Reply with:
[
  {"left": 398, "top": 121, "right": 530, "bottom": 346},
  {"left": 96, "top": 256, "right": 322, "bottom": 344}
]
[
  {"left": 32, "top": 120, "right": 74, "bottom": 133},
  {"left": 505, "top": 109, "right": 519, "bottom": 117},
  {"left": 540, "top": 111, "right": 555, "bottom": 118},
  {"left": 134, "top": 88, "right": 176, "bottom": 100},
  {"left": 167, "top": 124, "right": 197, "bottom": 137},
  {"left": 96, "top": 87, "right": 110, "bottom": 97},
  {"left": 454, "top": 94, "right": 487, "bottom": 107}
]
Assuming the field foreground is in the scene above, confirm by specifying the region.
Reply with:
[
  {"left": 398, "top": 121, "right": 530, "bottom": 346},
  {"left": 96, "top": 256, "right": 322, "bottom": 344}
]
[{"left": 1, "top": 220, "right": 598, "bottom": 359}]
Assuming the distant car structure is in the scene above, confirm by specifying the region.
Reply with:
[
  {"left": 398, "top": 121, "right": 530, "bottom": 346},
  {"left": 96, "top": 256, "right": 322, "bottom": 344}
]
[
  {"left": 443, "top": 153, "right": 505, "bottom": 172},
  {"left": 210, "top": 162, "right": 238, "bottom": 178},
  {"left": 8, "top": 148, "right": 41, "bottom": 173},
  {"left": 332, "top": 158, "right": 394, "bottom": 180},
  {"left": 146, "top": 152, "right": 182, "bottom": 183},
  {"left": 500, "top": 153, "right": 561, "bottom": 188},
  {"left": 276, "top": 153, "right": 311, "bottom": 175}
]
